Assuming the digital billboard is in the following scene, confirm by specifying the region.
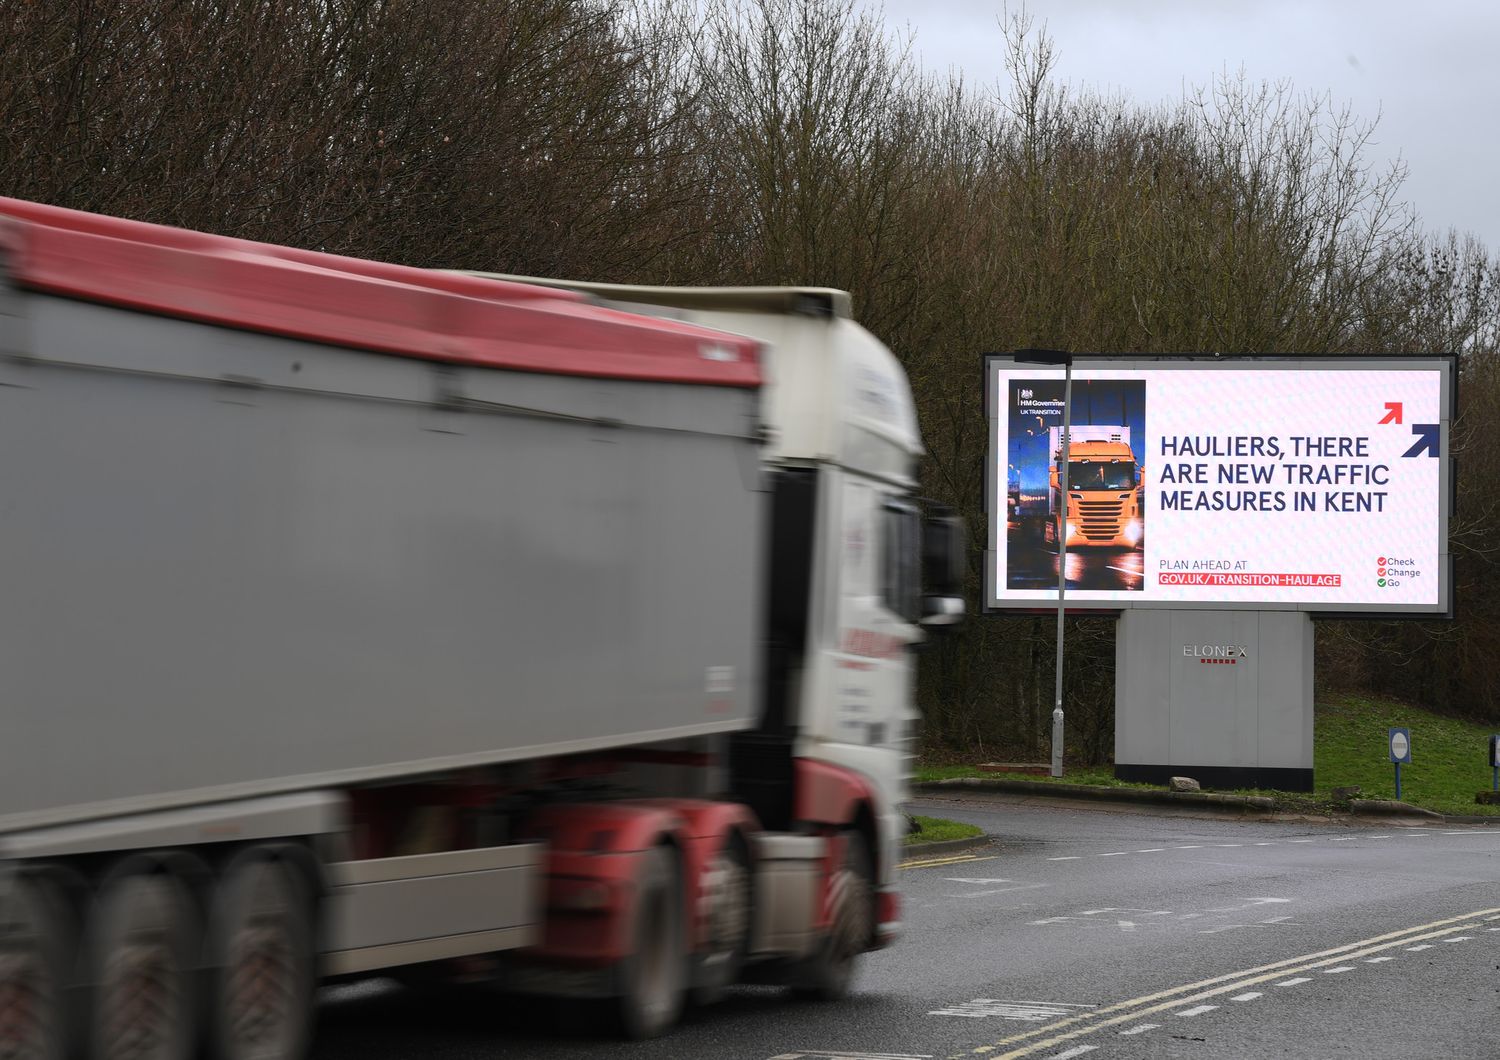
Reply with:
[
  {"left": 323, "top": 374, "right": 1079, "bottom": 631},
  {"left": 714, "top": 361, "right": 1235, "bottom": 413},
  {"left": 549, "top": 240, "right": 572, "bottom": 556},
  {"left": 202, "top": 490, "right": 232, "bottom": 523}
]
[{"left": 983, "top": 355, "right": 1454, "bottom": 614}]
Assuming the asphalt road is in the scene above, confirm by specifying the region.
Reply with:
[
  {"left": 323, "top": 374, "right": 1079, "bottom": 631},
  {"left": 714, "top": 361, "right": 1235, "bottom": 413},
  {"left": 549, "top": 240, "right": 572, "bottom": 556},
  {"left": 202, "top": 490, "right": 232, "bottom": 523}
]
[{"left": 310, "top": 795, "right": 1499, "bottom": 1060}]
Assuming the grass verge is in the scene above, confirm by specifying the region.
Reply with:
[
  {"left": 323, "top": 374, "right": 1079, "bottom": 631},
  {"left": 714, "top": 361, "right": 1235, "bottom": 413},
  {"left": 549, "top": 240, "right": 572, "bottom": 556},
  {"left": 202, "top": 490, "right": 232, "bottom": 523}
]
[
  {"left": 904, "top": 814, "right": 984, "bottom": 846},
  {"left": 917, "top": 692, "right": 1500, "bottom": 817}
]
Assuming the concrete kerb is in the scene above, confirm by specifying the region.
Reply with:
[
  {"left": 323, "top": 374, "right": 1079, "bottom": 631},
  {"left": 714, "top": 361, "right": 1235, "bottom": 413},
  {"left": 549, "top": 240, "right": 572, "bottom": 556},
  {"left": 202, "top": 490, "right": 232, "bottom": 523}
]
[
  {"left": 916, "top": 776, "right": 1278, "bottom": 815},
  {"left": 901, "top": 835, "right": 995, "bottom": 860},
  {"left": 912, "top": 777, "right": 1500, "bottom": 825}
]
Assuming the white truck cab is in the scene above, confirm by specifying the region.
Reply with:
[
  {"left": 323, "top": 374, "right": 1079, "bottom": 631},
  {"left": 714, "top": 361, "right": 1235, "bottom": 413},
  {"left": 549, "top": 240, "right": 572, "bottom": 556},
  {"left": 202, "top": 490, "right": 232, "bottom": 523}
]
[{"left": 463, "top": 280, "right": 964, "bottom": 904}]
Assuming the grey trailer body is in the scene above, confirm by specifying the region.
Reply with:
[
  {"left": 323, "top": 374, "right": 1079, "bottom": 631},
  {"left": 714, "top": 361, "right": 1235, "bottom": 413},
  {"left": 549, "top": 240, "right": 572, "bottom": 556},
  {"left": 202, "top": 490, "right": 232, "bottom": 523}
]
[{"left": 0, "top": 293, "right": 763, "bottom": 836}]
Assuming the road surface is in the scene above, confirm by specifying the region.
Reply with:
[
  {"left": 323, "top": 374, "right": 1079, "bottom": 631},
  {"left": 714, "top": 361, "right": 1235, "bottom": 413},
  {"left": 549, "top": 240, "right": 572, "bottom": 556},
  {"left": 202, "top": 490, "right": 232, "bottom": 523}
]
[{"left": 311, "top": 794, "right": 1499, "bottom": 1059}]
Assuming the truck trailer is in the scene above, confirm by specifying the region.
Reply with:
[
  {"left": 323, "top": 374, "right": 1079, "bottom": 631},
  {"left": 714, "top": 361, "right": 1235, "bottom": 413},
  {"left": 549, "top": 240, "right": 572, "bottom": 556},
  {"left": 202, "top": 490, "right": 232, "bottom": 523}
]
[{"left": 0, "top": 199, "right": 964, "bottom": 1059}]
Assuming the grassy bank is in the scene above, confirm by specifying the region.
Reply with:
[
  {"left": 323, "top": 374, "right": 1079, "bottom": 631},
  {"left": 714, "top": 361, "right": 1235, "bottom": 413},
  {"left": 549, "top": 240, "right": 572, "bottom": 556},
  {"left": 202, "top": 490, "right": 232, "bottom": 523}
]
[
  {"left": 918, "top": 692, "right": 1500, "bottom": 817},
  {"left": 904, "top": 814, "right": 984, "bottom": 846}
]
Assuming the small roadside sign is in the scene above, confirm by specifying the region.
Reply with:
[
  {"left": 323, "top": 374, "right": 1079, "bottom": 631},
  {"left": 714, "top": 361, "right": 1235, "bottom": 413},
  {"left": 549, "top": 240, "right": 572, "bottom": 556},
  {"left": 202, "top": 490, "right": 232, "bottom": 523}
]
[
  {"left": 1389, "top": 727, "right": 1411, "bottom": 800},
  {"left": 1490, "top": 735, "right": 1500, "bottom": 769}
]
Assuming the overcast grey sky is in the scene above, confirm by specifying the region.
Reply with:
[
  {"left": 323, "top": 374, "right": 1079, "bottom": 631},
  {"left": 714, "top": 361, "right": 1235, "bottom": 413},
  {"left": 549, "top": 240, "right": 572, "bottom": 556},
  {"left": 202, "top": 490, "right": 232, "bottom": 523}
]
[{"left": 869, "top": 0, "right": 1500, "bottom": 251}]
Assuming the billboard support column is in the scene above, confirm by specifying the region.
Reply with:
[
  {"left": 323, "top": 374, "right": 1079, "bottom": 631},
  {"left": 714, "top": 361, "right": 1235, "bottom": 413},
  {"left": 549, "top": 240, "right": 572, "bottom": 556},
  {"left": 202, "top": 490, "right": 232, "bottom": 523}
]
[{"left": 1114, "top": 609, "right": 1315, "bottom": 792}]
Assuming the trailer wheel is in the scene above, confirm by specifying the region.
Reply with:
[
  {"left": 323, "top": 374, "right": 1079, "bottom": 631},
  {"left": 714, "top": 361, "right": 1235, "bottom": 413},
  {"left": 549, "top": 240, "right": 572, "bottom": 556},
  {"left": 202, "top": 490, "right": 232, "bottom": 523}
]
[
  {"left": 791, "top": 830, "right": 872, "bottom": 1002},
  {"left": 86, "top": 871, "right": 198, "bottom": 1060},
  {"left": 0, "top": 873, "right": 72, "bottom": 1060},
  {"left": 690, "top": 835, "right": 751, "bottom": 1007},
  {"left": 612, "top": 845, "right": 684, "bottom": 1039},
  {"left": 205, "top": 855, "right": 313, "bottom": 1060}
]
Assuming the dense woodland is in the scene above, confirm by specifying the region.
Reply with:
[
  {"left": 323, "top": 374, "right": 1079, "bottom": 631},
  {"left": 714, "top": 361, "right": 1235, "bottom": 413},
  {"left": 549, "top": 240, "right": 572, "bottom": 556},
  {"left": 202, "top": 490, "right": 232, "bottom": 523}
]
[{"left": 5, "top": 0, "right": 1498, "bottom": 760}]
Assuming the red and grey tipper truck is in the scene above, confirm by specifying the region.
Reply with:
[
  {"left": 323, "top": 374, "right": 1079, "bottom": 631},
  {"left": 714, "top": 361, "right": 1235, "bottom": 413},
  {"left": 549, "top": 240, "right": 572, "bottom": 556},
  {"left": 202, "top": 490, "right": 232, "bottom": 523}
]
[{"left": 0, "top": 199, "right": 964, "bottom": 1058}]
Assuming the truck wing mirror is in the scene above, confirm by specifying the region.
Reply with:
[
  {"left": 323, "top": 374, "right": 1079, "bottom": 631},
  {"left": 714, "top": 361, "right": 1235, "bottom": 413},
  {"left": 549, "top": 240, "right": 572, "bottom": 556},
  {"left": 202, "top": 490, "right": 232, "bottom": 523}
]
[{"left": 920, "top": 508, "right": 966, "bottom": 632}]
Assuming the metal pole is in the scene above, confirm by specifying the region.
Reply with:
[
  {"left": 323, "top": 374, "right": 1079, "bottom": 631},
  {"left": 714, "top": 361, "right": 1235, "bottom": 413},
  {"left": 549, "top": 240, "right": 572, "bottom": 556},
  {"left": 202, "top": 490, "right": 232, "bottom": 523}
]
[
  {"left": 1395, "top": 762, "right": 1402, "bottom": 801},
  {"left": 1051, "top": 363, "right": 1072, "bottom": 779}
]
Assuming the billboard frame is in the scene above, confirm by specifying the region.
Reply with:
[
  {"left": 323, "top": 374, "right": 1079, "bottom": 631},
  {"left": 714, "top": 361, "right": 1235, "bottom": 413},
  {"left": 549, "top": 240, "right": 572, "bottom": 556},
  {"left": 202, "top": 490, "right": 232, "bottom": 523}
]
[{"left": 982, "top": 352, "right": 1457, "bottom": 621}]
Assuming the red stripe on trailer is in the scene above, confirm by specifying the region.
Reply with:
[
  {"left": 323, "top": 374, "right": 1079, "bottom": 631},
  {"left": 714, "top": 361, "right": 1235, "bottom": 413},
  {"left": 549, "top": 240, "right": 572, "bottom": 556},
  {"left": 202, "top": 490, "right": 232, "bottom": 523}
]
[{"left": 0, "top": 197, "right": 761, "bottom": 388}]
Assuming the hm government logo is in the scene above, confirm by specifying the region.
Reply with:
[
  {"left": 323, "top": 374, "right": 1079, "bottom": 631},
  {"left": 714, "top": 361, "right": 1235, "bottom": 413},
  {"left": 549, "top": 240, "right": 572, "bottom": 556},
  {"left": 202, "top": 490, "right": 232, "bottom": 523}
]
[{"left": 1183, "top": 643, "right": 1249, "bottom": 666}]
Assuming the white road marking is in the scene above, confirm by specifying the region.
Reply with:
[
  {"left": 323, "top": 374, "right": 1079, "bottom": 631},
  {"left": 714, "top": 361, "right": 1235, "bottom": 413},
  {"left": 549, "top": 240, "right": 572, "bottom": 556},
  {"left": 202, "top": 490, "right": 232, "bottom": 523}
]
[
  {"left": 1119, "top": 1023, "right": 1159, "bottom": 1036},
  {"left": 1367, "top": 835, "right": 1392, "bottom": 839},
  {"left": 1487, "top": 915, "right": 1500, "bottom": 921},
  {"left": 1442, "top": 936, "right": 1473, "bottom": 942},
  {"left": 1117, "top": 920, "right": 1137, "bottom": 933},
  {"left": 1243, "top": 897, "right": 1292, "bottom": 905},
  {"left": 1254, "top": 842, "right": 1275, "bottom": 846},
  {"left": 1048, "top": 856, "right": 1081, "bottom": 861},
  {"left": 1288, "top": 839, "right": 1315, "bottom": 843},
  {"left": 1364, "top": 956, "right": 1395, "bottom": 963},
  {"left": 1443, "top": 830, "right": 1487, "bottom": 834},
  {"left": 1098, "top": 852, "right": 1128, "bottom": 857},
  {"left": 1174, "top": 844, "right": 1203, "bottom": 849},
  {"left": 1277, "top": 977, "right": 1313, "bottom": 986},
  {"left": 1259, "top": 916, "right": 1294, "bottom": 924},
  {"left": 1488, "top": 927, "right": 1500, "bottom": 932},
  {"left": 928, "top": 999, "right": 1094, "bottom": 1021},
  {"left": 770, "top": 1053, "right": 933, "bottom": 1059},
  {"left": 1048, "top": 1047, "right": 1098, "bottom": 1060},
  {"left": 1329, "top": 837, "right": 1356, "bottom": 842},
  {"left": 1322, "top": 966, "right": 1354, "bottom": 974},
  {"left": 1176, "top": 1004, "right": 1218, "bottom": 1017},
  {"left": 1134, "top": 848, "right": 1165, "bottom": 853},
  {"left": 942, "top": 878, "right": 1012, "bottom": 884},
  {"left": 1403, "top": 833, "right": 1430, "bottom": 837},
  {"left": 1229, "top": 992, "right": 1263, "bottom": 1001},
  {"left": 1214, "top": 843, "right": 1243, "bottom": 847},
  {"left": 1405, "top": 944, "right": 1435, "bottom": 951}
]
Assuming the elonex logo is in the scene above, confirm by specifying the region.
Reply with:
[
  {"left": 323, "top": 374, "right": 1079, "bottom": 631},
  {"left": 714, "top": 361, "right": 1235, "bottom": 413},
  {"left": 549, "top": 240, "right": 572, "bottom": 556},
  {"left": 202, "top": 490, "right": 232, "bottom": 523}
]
[{"left": 1183, "top": 644, "right": 1249, "bottom": 659}]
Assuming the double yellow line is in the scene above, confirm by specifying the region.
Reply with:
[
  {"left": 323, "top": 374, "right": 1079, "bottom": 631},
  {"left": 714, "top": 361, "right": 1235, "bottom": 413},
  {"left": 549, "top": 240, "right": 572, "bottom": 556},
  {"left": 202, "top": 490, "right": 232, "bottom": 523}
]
[
  {"left": 949, "top": 907, "right": 1500, "bottom": 1059},
  {"left": 900, "top": 853, "right": 999, "bottom": 871}
]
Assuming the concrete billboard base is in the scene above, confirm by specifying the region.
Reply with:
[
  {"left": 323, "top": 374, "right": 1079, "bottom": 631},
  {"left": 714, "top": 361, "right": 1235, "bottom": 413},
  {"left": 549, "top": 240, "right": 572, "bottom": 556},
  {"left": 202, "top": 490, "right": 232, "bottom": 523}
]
[{"left": 1114, "top": 609, "right": 1314, "bottom": 793}]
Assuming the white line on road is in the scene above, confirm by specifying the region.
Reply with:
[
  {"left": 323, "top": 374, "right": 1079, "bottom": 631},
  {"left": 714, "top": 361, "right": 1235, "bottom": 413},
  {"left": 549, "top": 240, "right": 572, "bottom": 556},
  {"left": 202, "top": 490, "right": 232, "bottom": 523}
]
[
  {"left": 1276, "top": 977, "right": 1313, "bottom": 986},
  {"left": 1229, "top": 992, "right": 1262, "bottom": 1001},
  {"left": 1214, "top": 843, "right": 1243, "bottom": 847},
  {"left": 1442, "top": 936, "right": 1473, "bottom": 942},
  {"left": 1048, "top": 1047, "right": 1098, "bottom": 1060},
  {"left": 1260, "top": 916, "right": 1293, "bottom": 924},
  {"left": 1329, "top": 837, "right": 1356, "bottom": 842},
  {"left": 1367, "top": 835, "right": 1392, "bottom": 839},
  {"left": 1322, "top": 966, "right": 1354, "bottom": 974},
  {"left": 1405, "top": 944, "right": 1435, "bottom": 951},
  {"left": 1176, "top": 1005, "right": 1218, "bottom": 1017},
  {"left": 1364, "top": 956, "right": 1395, "bottom": 963},
  {"left": 1047, "top": 856, "right": 1081, "bottom": 861},
  {"left": 1174, "top": 844, "right": 1203, "bottom": 849},
  {"left": 1254, "top": 842, "right": 1274, "bottom": 846},
  {"left": 1134, "top": 848, "right": 1165, "bottom": 853},
  {"left": 1098, "top": 852, "right": 1127, "bottom": 857},
  {"left": 1118, "top": 1024, "right": 1159, "bottom": 1036},
  {"left": 1288, "top": 839, "right": 1314, "bottom": 843}
]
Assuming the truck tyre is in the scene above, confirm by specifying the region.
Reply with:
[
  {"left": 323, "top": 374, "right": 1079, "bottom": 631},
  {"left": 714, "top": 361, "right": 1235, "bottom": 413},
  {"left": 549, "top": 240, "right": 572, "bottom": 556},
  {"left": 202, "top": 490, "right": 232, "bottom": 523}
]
[
  {"left": 86, "top": 871, "right": 198, "bottom": 1060},
  {"left": 690, "top": 835, "right": 752, "bottom": 1007},
  {"left": 791, "top": 830, "right": 872, "bottom": 1002},
  {"left": 0, "top": 873, "right": 72, "bottom": 1060},
  {"left": 612, "top": 845, "right": 684, "bottom": 1039},
  {"left": 205, "top": 855, "right": 313, "bottom": 1060}
]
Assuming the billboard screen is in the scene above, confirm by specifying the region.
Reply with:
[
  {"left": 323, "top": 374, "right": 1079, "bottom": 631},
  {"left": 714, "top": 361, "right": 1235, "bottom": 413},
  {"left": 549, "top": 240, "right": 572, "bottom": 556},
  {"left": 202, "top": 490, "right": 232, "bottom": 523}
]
[{"left": 983, "top": 355, "right": 1454, "bottom": 614}]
